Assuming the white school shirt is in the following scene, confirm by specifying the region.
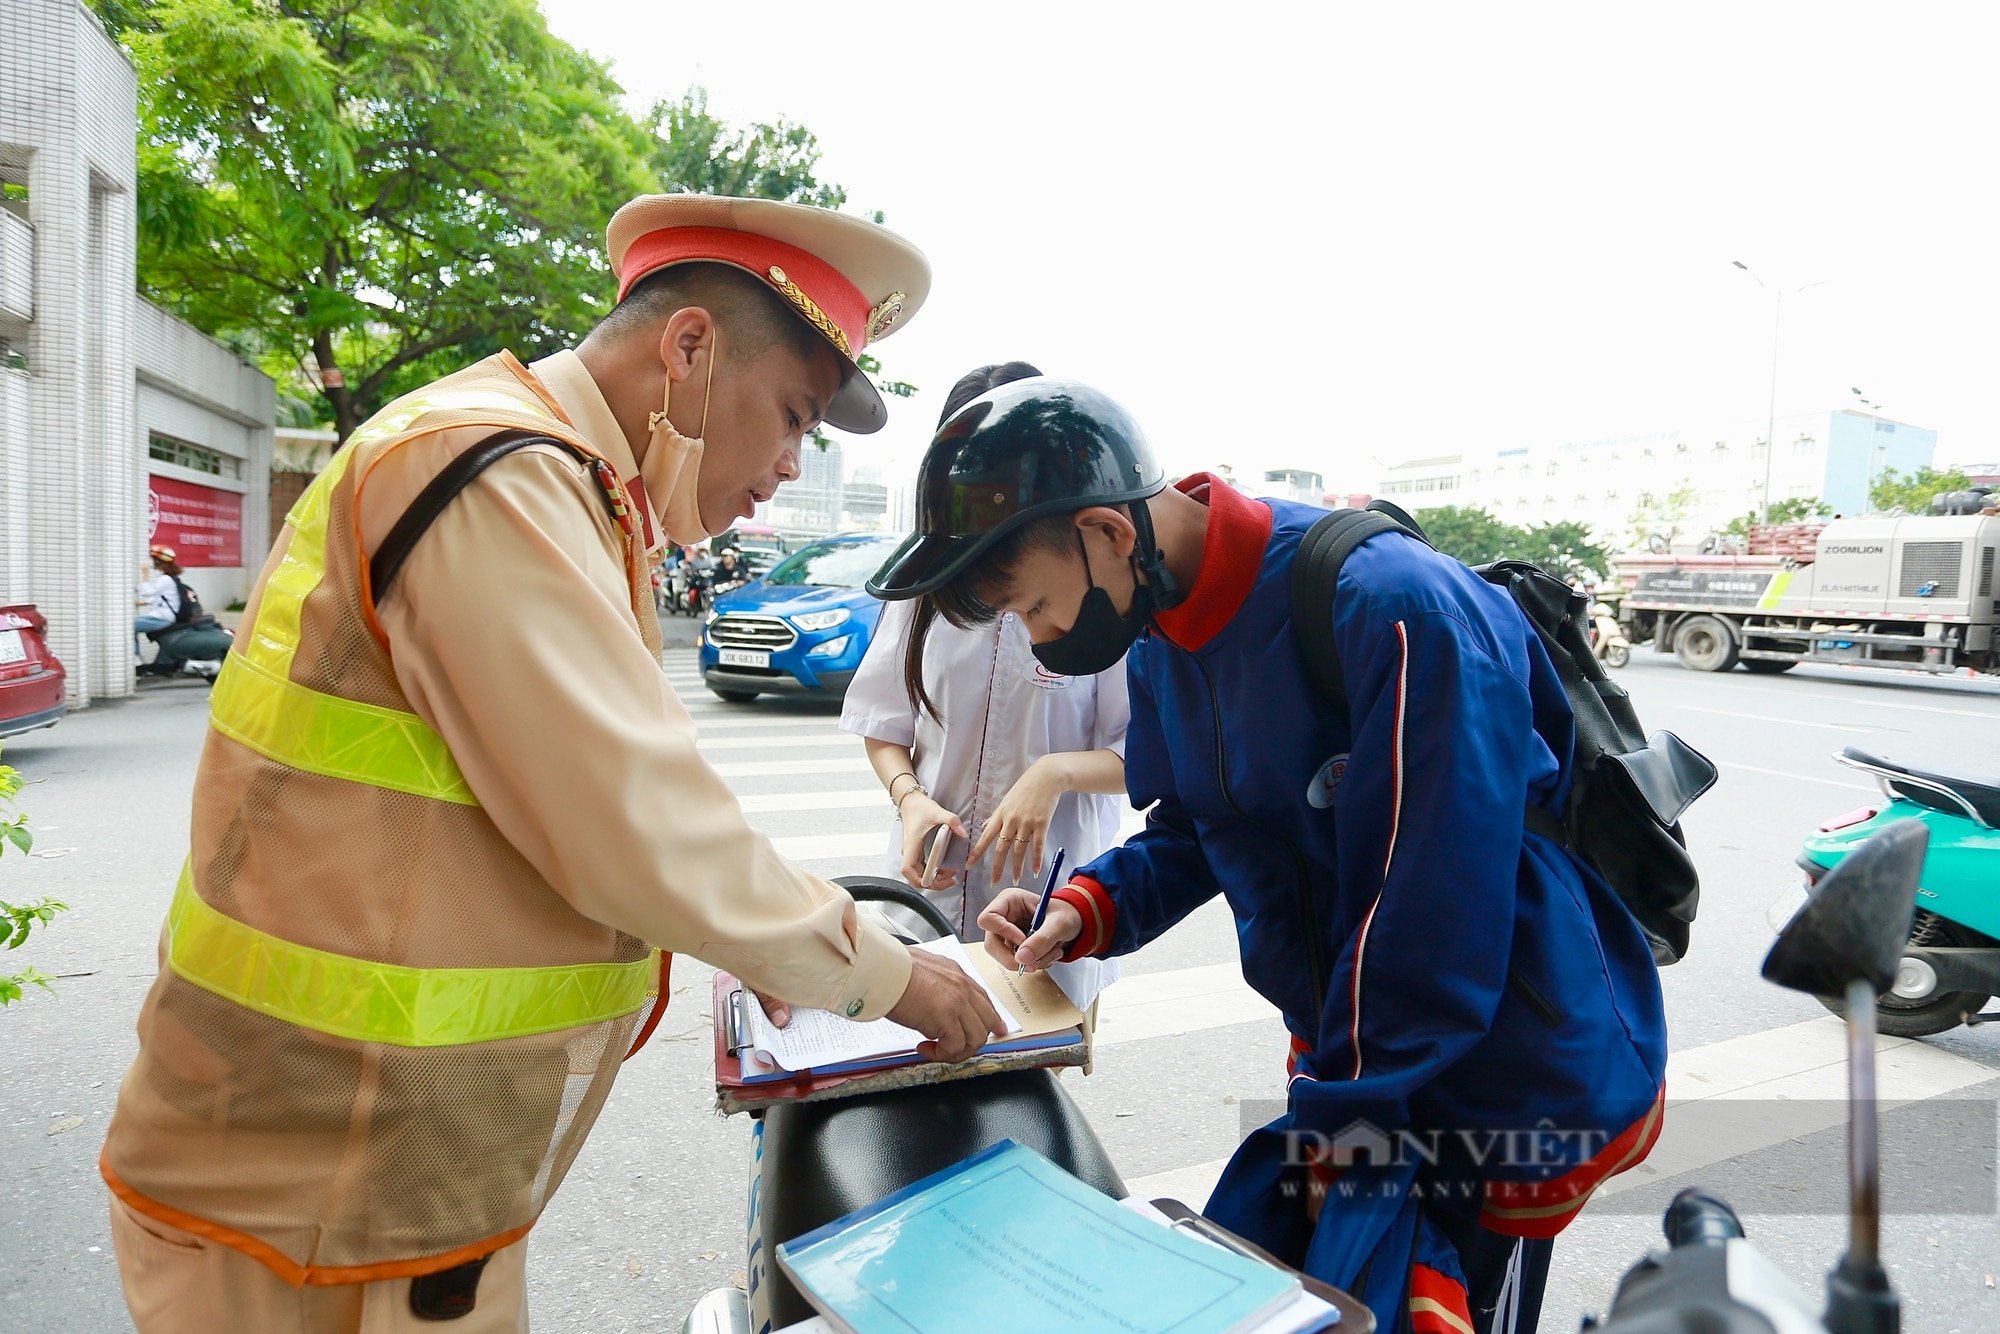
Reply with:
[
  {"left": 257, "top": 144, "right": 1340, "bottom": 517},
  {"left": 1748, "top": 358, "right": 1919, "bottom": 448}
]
[
  {"left": 137, "top": 573, "right": 180, "bottom": 620},
  {"left": 840, "top": 599, "right": 1132, "bottom": 941}
]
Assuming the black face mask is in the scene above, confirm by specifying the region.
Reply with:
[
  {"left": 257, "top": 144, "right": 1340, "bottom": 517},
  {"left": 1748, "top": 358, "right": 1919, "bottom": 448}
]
[{"left": 1031, "top": 528, "right": 1163, "bottom": 677}]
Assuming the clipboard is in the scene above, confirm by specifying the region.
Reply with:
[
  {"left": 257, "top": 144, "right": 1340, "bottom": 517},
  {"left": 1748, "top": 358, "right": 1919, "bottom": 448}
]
[
  {"left": 710, "top": 971, "right": 1087, "bottom": 1116},
  {"left": 1147, "top": 1198, "right": 1376, "bottom": 1332}
]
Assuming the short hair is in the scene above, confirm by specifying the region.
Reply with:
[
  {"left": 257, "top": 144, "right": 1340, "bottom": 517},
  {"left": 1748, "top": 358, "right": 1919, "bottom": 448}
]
[{"left": 599, "top": 260, "right": 827, "bottom": 367}]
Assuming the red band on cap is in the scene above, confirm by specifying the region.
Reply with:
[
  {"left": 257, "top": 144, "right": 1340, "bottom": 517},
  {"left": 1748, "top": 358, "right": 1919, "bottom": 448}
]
[{"left": 616, "top": 226, "right": 871, "bottom": 356}]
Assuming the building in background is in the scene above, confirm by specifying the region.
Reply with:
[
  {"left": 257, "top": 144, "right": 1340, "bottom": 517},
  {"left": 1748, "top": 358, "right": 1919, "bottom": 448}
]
[
  {"left": 1250, "top": 468, "right": 1328, "bottom": 505},
  {"left": 1376, "top": 410, "right": 1938, "bottom": 547},
  {"left": 1, "top": 0, "right": 274, "bottom": 708}
]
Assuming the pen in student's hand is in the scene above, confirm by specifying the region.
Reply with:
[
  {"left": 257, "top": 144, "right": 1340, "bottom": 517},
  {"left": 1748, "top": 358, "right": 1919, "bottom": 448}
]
[{"left": 1019, "top": 847, "right": 1066, "bottom": 973}]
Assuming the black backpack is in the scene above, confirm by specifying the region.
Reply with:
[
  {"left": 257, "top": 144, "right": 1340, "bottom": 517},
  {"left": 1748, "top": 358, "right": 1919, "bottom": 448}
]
[
  {"left": 1290, "top": 503, "right": 1717, "bottom": 966},
  {"left": 169, "top": 576, "right": 215, "bottom": 630}
]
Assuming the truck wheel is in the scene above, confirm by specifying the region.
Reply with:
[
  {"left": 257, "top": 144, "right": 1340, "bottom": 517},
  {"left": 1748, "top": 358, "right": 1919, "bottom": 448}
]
[
  {"left": 1741, "top": 659, "right": 1797, "bottom": 674},
  {"left": 1674, "top": 616, "right": 1740, "bottom": 672}
]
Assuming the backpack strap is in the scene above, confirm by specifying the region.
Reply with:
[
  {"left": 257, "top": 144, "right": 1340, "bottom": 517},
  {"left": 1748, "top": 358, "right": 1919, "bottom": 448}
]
[
  {"left": 369, "top": 429, "right": 624, "bottom": 602},
  {"left": 1290, "top": 508, "right": 1413, "bottom": 706}
]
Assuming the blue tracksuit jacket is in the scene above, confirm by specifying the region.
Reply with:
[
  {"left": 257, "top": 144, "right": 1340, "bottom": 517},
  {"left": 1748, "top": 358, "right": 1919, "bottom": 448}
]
[{"left": 1053, "top": 479, "right": 1668, "bottom": 1329}]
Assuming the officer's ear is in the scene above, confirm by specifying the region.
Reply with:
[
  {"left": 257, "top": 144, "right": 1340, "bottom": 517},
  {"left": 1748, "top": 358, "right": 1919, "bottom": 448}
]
[
  {"left": 656, "top": 307, "right": 717, "bottom": 386},
  {"left": 1074, "top": 505, "right": 1138, "bottom": 560}
]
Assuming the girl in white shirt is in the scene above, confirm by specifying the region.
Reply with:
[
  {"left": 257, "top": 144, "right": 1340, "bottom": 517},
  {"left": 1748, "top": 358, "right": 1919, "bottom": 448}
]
[{"left": 841, "top": 363, "right": 1131, "bottom": 941}]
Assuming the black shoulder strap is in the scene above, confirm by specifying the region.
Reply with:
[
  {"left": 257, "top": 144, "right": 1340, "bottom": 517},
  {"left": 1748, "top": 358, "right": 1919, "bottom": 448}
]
[
  {"left": 1290, "top": 507, "right": 1412, "bottom": 703},
  {"left": 369, "top": 429, "right": 624, "bottom": 603}
]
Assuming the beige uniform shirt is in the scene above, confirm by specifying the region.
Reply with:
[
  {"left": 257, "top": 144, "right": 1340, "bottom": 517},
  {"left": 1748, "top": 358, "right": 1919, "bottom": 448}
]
[{"left": 353, "top": 350, "right": 912, "bottom": 1020}]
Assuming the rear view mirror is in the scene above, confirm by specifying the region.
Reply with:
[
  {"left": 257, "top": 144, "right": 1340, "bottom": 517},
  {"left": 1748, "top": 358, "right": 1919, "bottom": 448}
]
[{"left": 1762, "top": 818, "right": 1925, "bottom": 998}]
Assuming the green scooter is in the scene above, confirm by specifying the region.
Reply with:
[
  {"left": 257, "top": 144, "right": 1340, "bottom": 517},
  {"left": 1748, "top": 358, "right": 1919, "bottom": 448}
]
[{"left": 1770, "top": 746, "right": 2000, "bottom": 1037}]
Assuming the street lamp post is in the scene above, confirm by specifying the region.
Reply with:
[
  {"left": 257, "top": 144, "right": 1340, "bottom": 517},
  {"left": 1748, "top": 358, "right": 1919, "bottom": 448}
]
[
  {"left": 1732, "top": 261, "right": 1822, "bottom": 524},
  {"left": 1853, "top": 388, "right": 1886, "bottom": 514}
]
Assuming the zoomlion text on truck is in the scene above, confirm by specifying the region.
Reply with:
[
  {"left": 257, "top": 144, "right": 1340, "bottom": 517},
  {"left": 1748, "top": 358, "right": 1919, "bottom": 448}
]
[{"left": 1612, "top": 491, "right": 1999, "bottom": 678}]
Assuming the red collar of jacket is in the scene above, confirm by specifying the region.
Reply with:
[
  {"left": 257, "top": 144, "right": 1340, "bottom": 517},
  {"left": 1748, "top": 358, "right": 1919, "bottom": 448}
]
[{"left": 1151, "top": 473, "right": 1273, "bottom": 652}]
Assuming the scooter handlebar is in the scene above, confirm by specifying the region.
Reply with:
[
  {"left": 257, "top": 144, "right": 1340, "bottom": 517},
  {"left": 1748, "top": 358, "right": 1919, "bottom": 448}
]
[{"left": 1662, "top": 1188, "right": 1746, "bottom": 1249}]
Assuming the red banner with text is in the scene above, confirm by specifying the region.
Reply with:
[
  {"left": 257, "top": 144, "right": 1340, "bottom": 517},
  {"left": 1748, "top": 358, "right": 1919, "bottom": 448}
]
[{"left": 148, "top": 474, "right": 243, "bottom": 567}]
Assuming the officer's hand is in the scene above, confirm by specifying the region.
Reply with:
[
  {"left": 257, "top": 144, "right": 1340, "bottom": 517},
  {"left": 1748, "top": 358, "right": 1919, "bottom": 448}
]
[
  {"left": 751, "top": 989, "right": 790, "bottom": 1028},
  {"left": 977, "top": 888, "right": 1083, "bottom": 974},
  {"left": 886, "top": 947, "right": 1007, "bottom": 1064}
]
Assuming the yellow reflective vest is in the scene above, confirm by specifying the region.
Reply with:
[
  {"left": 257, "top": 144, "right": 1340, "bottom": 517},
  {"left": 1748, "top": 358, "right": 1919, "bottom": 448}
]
[{"left": 102, "top": 354, "right": 666, "bottom": 1286}]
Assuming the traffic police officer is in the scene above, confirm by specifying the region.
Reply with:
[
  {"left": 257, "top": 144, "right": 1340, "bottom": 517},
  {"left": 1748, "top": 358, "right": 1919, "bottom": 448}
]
[{"left": 100, "top": 195, "right": 1003, "bottom": 1331}]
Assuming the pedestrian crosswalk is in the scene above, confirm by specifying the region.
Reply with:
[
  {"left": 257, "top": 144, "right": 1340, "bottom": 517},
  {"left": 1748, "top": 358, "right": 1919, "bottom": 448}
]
[{"left": 662, "top": 649, "right": 2000, "bottom": 1248}]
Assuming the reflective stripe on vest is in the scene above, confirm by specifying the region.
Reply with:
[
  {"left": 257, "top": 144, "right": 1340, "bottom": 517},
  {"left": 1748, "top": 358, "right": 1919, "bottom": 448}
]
[
  {"left": 165, "top": 864, "right": 659, "bottom": 1046},
  {"left": 186, "top": 385, "right": 653, "bottom": 1045},
  {"left": 214, "top": 440, "right": 478, "bottom": 804}
]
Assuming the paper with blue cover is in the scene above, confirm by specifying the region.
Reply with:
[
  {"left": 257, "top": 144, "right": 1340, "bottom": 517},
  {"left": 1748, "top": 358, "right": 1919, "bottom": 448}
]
[{"left": 775, "top": 1140, "right": 1302, "bottom": 1334}]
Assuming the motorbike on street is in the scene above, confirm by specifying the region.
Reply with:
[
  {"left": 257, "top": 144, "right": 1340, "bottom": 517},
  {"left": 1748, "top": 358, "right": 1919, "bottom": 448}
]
[
  {"left": 1589, "top": 600, "right": 1631, "bottom": 670},
  {"left": 1768, "top": 746, "right": 2000, "bottom": 1038}
]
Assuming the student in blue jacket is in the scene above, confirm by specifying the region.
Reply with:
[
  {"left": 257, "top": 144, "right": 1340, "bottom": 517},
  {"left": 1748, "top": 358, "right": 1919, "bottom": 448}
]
[{"left": 869, "top": 378, "right": 1669, "bottom": 1334}]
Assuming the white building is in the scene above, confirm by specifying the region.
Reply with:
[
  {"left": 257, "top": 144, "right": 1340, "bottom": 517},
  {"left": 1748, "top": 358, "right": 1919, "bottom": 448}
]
[
  {"left": 1377, "top": 411, "right": 1938, "bottom": 547},
  {"left": 2, "top": 0, "right": 274, "bottom": 707}
]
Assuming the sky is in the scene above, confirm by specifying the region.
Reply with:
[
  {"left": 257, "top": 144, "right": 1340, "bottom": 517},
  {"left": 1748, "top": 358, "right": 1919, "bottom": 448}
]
[{"left": 540, "top": 0, "right": 2000, "bottom": 492}]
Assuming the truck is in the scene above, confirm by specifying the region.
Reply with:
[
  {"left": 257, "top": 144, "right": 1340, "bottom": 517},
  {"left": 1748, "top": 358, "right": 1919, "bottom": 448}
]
[{"left": 1612, "top": 505, "right": 2000, "bottom": 678}]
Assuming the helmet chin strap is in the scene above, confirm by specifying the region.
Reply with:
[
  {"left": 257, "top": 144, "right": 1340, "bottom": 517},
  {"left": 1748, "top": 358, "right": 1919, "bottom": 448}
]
[{"left": 1127, "top": 497, "right": 1184, "bottom": 611}]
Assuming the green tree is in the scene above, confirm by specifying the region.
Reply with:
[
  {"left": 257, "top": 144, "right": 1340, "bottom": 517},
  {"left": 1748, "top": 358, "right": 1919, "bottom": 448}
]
[
  {"left": 98, "top": 0, "right": 658, "bottom": 441},
  {"left": 1, "top": 744, "right": 66, "bottom": 1007},
  {"left": 1626, "top": 484, "right": 1701, "bottom": 549},
  {"left": 1870, "top": 465, "right": 1973, "bottom": 515},
  {"left": 1721, "top": 496, "right": 1832, "bottom": 539},
  {"left": 642, "top": 89, "right": 917, "bottom": 425},
  {"left": 1523, "top": 520, "right": 1611, "bottom": 582},
  {"left": 1414, "top": 505, "right": 1525, "bottom": 566}
]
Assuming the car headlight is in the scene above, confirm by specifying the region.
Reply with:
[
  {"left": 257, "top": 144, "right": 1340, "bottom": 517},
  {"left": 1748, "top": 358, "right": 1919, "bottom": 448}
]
[
  {"left": 791, "top": 608, "right": 851, "bottom": 633},
  {"left": 807, "top": 635, "right": 852, "bottom": 659},
  {"left": 703, "top": 607, "right": 720, "bottom": 626}
]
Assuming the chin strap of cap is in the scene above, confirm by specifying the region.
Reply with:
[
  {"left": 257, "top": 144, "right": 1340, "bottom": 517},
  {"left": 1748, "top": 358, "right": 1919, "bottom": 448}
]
[{"left": 1129, "top": 497, "right": 1185, "bottom": 612}]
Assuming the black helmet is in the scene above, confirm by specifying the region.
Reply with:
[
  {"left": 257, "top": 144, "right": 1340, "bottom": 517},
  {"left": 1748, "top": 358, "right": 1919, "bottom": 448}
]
[{"left": 868, "top": 377, "right": 1166, "bottom": 598}]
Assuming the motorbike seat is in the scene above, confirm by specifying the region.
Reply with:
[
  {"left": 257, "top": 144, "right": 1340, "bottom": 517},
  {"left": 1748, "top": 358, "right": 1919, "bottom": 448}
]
[
  {"left": 756, "top": 1069, "right": 1127, "bottom": 1329},
  {"left": 1841, "top": 746, "right": 2000, "bottom": 828}
]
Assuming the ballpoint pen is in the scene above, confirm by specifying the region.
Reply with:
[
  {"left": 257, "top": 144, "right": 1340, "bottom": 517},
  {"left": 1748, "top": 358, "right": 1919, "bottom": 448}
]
[{"left": 1019, "top": 847, "right": 1066, "bottom": 973}]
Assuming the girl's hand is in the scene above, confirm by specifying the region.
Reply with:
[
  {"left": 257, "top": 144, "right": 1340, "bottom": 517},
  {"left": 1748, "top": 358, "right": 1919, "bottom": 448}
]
[
  {"left": 898, "top": 793, "right": 967, "bottom": 889},
  {"left": 969, "top": 755, "right": 1067, "bottom": 887}
]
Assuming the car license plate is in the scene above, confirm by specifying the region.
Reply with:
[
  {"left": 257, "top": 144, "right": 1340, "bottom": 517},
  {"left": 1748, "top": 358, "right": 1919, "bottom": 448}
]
[
  {"left": 0, "top": 630, "right": 24, "bottom": 665},
  {"left": 719, "top": 648, "right": 770, "bottom": 669},
  {"left": 1766, "top": 882, "right": 1812, "bottom": 934}
]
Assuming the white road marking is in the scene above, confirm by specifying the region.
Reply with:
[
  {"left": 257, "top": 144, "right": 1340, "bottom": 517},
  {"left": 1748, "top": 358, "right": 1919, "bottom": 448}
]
[
  {"left": 1663, "top": 675, "right": 2000, "bottom": 722},
  {"left": 1129, "top": 1016, "right": 2000, "bottom": 1210},
  {"left": 769, "top": 831, "right": 887, "bottom": 861},
  {"left": 700, "top": 733, "right": 856, "bottom": 751},
  {"left": 710, "top": 757, "right": 874, "bottom": 778},
  {"left": 1714, "top": 761, "right": 1877, "bottom": 793},
  {"left": 738, "top": 790, "right": 882, "bottom": 814},
  {"left": 1683, "top": 705, "right": 1875, "bottom": 734}
]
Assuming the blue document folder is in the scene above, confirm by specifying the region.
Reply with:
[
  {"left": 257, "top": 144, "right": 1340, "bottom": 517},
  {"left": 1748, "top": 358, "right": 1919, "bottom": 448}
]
[{"left": 775, "top": 1140, "right": 1301, "bottom": 1333}]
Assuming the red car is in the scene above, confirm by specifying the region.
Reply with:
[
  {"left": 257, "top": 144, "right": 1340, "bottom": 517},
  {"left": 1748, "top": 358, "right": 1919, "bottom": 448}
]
[{"left": 0, "top": 604, "right": 65, "bottom": 739}]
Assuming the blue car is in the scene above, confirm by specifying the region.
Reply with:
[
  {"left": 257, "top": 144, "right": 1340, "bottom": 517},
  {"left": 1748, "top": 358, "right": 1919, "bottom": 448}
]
[{"left": 698, "top": 533, "right": 907, "bottom": 703}]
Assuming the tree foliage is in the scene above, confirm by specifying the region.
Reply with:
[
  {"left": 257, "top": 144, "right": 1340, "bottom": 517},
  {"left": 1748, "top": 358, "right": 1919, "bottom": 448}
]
[
  {"left": 98, "top": 0, "right": 657, "bottom": 440},
  {"left": 1869, "top": 465, "right": 1973, "bottom": 515},
  {"left": 1, "top": 744, "right": 65, "bottom": 1008},
  {"left": 1625, "top": 484, "right": 1702, "bottom": 549},
  {"left": 1413, "top": 507, "right": 1611, "bottom": 580},
  {"left": 1721, "top": 496, "right": 1831, "bottom": 538}
]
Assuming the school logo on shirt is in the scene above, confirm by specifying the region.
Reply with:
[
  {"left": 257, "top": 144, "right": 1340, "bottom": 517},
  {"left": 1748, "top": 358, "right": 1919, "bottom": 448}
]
[
  {"left": 1027, "top": 662, "right": 1073, "bottom": 690},
  {"left": 1306, "top": 753, "right": 1348, "bottom": 808}
]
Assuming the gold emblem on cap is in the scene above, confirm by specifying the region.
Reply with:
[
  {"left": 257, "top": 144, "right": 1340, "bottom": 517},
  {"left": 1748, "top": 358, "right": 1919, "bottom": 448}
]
[
  {"left": 867, "top": 291, "right": 907, "bottom": 343},
  {"left": 766, "top": 265, "right": 852, "bottom": 359}
]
